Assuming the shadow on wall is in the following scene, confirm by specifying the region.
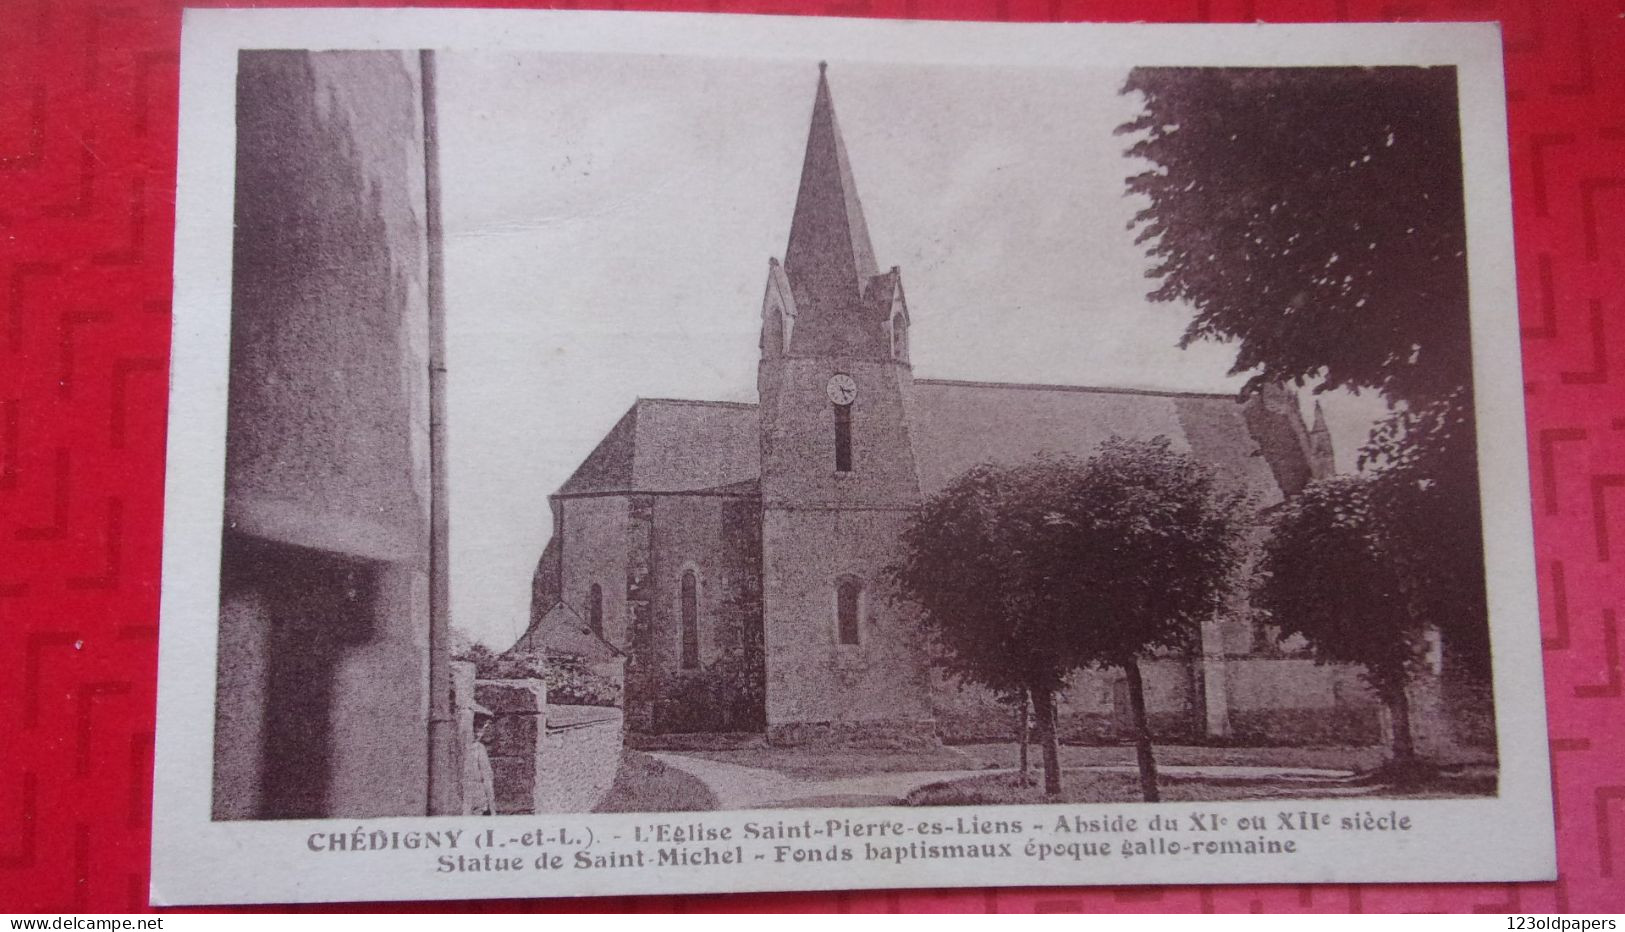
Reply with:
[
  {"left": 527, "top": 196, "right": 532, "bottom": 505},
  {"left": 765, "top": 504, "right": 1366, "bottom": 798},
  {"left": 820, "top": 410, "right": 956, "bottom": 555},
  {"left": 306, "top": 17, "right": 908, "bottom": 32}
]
[{"left": 212, "top": 49, "right": 435, "bottom": 821}]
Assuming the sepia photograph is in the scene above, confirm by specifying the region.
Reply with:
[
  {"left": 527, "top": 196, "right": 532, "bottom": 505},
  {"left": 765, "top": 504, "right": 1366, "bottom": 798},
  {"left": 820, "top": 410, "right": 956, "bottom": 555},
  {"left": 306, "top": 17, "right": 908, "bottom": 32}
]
[{"left": 152, "top": 10, "right": 1550, "bottom": 904}]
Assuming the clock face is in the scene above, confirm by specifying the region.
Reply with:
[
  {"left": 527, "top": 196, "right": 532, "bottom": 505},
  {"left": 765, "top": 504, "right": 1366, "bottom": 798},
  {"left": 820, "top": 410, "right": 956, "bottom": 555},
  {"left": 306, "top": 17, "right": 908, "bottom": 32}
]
[{"left": 826, "top": 373, "right": 858, "bottom": 406}]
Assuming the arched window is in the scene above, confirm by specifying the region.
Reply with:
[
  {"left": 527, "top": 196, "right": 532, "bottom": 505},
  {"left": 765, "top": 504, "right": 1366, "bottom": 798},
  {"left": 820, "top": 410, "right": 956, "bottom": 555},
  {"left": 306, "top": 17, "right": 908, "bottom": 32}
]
[
  {"left": 891, "top": 313, "right": 908, "bottom": 361},
  {"left": 587, "top": 583, "right": 603, "bottom": 639},
  {"left": 680, "top": 570, "right": 700, "bottom": 669},
  {"left": 833, "top": 403, "right": 853, "bottom": 473},
  {"left": 836, "top": 577, "right": 862, "bottom": 645}
]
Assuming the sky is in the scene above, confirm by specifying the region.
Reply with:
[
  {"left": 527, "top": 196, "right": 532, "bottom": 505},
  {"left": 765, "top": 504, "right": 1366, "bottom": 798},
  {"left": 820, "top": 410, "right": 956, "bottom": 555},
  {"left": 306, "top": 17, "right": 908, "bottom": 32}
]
[{"left": 434, "top": 52, "right": 1389, "bottom": 649}]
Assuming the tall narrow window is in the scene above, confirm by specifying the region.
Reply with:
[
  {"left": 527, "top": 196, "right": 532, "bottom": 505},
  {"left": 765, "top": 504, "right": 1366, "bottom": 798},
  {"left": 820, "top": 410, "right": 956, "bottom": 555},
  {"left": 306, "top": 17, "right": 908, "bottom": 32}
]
[
  {"left": 833, "top": 403, "right": 853, "bottom": 472},
  {"left": 680, "top": 570, "right": 700, "bottom": 669},
  {"left": 836, "top": 577, "right": 862, "bottom": 645},
  {"left": 587, "top": 583, "right": 603, "bottom": 639}
]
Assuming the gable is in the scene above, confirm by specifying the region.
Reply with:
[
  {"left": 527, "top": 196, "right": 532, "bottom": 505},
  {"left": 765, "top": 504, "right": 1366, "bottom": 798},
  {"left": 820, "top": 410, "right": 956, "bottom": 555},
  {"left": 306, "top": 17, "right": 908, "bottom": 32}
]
[
  {"left": 507, "top": 602, "right": 620, "bottom": 662},
  {"left": 558, "top": 398, "right": 760, "bottom": 496}
]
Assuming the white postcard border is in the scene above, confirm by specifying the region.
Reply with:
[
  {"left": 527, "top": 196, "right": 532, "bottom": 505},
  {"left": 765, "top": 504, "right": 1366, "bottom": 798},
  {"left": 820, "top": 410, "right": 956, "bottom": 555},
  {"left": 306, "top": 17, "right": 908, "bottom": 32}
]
[{"left": 153, "top": 9, "right": 1551, "bottom": 906}]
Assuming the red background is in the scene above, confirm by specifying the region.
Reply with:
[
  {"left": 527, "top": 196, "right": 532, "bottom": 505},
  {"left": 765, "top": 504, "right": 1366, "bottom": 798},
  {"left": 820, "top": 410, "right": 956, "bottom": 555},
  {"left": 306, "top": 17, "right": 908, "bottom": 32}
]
[{"left": 1, "top": 0, "right": 1621, "bottom": 914}]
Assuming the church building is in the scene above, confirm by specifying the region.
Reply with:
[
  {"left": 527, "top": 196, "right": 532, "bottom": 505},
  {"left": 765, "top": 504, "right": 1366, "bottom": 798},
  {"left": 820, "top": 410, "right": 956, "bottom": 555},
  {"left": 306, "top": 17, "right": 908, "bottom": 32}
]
[{"left": 520, "top": 65, "right": 1391, "bottom": 748}]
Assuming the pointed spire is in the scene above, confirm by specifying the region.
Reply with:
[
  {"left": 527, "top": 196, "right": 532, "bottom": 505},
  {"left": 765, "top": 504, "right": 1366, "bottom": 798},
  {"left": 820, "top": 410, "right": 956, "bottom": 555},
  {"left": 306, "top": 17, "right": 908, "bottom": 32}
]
[
  {"left": 1308, "top": 400, "right": 1336, "bottom": 478},
  {"left": 782, "top": 64, "right": 885, "bottom": 356},
  {"left": 1310, "top": 400, "right": 1328, "bottom": 433}
]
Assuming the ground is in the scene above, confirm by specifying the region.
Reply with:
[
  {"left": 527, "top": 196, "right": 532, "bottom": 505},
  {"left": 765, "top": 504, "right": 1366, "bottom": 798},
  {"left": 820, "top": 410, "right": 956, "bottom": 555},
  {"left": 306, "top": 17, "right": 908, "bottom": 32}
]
[
  {"left": 591, "top": 742, "right": 1494, "bottom": 811},
  {"left": 905, "top": 767, "right": 1497, "bottom": 806},
  {"left": 594, "top": 751, "right": 718, "bottom": 813}
]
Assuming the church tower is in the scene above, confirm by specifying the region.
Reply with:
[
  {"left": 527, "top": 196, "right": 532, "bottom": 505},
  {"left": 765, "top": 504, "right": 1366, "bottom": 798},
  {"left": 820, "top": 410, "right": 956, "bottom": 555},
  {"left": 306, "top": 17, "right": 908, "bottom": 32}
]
[{"left": 755, "top": 65, "right": 934, "bottom": 745}]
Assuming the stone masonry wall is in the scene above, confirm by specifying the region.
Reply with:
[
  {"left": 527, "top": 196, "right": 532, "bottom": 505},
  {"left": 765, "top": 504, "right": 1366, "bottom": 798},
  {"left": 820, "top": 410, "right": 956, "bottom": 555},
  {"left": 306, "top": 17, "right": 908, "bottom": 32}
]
[
  {"left": 475, "top": 679, "right": 547, "bottom": 815},
  {"left": 560, "top": 496, "right": 631, "bottom": 650},
  {"left": 933, "top": 656, "right": 1384, "bottom": 748},
  {"left": 535, "top": 707, "right": 625, "bottom": 813},
  {"left": 761, "top": 507, "right": 935, "bottom": 745},
  {"left": 638, "top": 494, "right": 764, "bottom": 734},
  {"left": 473, "top": 679, "right": 625, "bottom": 814},
  {"left": 215, "top": 50, "right": 432, "bottom": 820},
  {"left": 932, "top": 660, "right": 1200, "bottom": 745}
]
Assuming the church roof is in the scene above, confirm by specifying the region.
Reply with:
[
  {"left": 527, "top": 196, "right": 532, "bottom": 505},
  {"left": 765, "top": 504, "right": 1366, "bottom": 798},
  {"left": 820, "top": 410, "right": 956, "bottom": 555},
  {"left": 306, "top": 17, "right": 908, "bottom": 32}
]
[
  {"left": 552, "top": 65, "right": 1315, "bottom": 508},
  {"left": 555, "top": 380, "right": 1311, "bottom": 508},
  {"left": 781, "top": 65, "right": 890, "bottom": 358},
  {"left": 556, "top": 398, "right": 759, "bottom": 496},
  {"left": 508, "top": 602, "right": 622, "bottom": 662},
  {"left": 910, "top": 380, "right": 1291, "bottom": 506}
]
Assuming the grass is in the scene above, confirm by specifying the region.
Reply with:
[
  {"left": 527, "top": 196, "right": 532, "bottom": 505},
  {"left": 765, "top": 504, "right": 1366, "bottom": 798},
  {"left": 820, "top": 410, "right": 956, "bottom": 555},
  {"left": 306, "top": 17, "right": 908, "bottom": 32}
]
[
  {"left": 903, "top": 767, "right": 1496, "bottom": 807},
  {"left": 593, "top": 751, "right": 719, "bottom": 813}
]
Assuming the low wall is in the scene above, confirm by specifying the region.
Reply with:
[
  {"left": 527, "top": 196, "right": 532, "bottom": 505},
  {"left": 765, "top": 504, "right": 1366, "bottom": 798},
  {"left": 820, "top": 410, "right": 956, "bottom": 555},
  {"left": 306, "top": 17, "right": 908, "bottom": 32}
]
[
  {"left": 933, "top": 661, "right": 1200, "bottom": 745},
  {"left": 475, "top": 679, "right": 549, "bottom": 815},
  {"left": 933, "top": 657, "right": 1387, "bottom": 747},
  {"left": 471, "top": 678, "right": 624, "bottom": 814},
  {"left": 536, "top": 706, "right": 624, "bottom": 813}
]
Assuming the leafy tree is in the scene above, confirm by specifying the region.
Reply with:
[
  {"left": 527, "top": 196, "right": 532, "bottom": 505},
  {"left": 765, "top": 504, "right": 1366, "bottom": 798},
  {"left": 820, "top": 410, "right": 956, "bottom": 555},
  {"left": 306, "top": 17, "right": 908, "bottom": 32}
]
[
  {"left": 893, "top": 456, "right": 1084, "bottom": 796},
  {"left": 1117, "top": 66, "right": 1469, "bottom": 405},
  {"left": 1117, "top": 67, "right": 1491, "bottom": 685},
  {"left": 1361, "top": 391, "right": 1490, "bottom": 678},
  {"left": 894, "top": 439, "right": 1249, "bottom": 801},
  {"left": 1254, "top": 475, "right": 1428, "bottom": 767},
  {"left": 1037, "top": 437, "right": 1250, "bottom": 801}
]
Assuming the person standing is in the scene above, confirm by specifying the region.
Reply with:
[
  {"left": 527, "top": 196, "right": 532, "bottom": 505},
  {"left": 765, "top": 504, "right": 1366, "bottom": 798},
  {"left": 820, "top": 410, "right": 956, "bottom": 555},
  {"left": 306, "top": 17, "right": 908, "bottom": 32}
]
[{"left": 462, "top": 704, "right": 497, "bottom": 816}]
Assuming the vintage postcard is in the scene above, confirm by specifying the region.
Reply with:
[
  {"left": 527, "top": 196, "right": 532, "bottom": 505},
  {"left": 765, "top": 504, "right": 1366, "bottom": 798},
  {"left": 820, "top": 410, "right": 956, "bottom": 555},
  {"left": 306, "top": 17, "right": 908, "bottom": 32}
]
[{"left": 152, "top": 9, "right": 1552, "bottom": 905}]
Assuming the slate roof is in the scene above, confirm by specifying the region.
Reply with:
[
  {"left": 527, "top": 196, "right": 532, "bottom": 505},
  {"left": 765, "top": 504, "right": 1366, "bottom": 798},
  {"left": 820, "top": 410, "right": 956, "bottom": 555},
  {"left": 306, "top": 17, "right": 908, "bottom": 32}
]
[
  {"left": 556, "top": 398, "right": 759, "bottom": 496},
  {"left": 911, "top": 380, "right": 1289, "bottom": 506},
  {"left": 508, "top": 602, "right": 622, "bottom": 662},
  {"left": 781, "top": 66, "right": 891, "bottom": 359},
  {"left": 554, "top": 380, "right": 1308, "bottom": 508}
]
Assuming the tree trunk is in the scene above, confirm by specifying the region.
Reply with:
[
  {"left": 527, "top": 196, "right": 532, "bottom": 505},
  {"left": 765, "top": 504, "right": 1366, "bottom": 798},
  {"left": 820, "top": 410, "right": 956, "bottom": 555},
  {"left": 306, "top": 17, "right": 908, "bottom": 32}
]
[
  {"left": 1017, "top": 689, "right": 1032, "bottom": 786},
  {"left": 1386, "top": 680, "right": 1417, "bottom": 766},
  {"left": 1031, "top": 685, "right": 1062, "bottom": 798},
  {"left": 1122, "top": 658, "right": 1160, "bottom": 803}
]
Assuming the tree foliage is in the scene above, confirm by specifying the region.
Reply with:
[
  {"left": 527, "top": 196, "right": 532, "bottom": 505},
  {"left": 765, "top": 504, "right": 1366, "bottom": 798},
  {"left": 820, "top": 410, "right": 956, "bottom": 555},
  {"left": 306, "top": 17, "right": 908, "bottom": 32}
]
[
  {"left": 1033, "top": 437, "right": 1251, "bottom": 668},
  {"left": 1118, "top": 67, "right": 1492, "bottom": 684},
  {"left": 460, "top": 643, "right": 622, "bottom": 708},
  {"left": 1118, "top": 66, "right": 1470, "bottom": 405},
  {"left": 1362, "top": 391, "right": 1490, "bottom": 674},
  {"left": 895, "top": 455, "right": 1082, "bottom": 701},
  {"left": 893, "top": 454, "right": 1083, "bottom": 795},
  {"left": 1253, "top": 475, "right": 1428, "bottom": 762},
  {"left": 894, "top": 438, "right": 1250, "bottom": 800}
]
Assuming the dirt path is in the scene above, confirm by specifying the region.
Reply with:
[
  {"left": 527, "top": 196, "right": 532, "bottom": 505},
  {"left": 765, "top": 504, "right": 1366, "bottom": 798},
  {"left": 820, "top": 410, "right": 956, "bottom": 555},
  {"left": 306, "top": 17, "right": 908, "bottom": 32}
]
[
  {"left": 647, "top": 753, "right": 1360, "bottom": 809},
  {"left": 648, "top": 753, "right": 991, "bottom": 809}
]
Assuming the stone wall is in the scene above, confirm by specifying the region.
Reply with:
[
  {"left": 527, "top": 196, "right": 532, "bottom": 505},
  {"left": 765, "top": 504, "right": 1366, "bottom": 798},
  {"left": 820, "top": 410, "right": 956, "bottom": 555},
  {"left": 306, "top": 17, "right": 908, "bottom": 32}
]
[
  {"left": 212, "top": 50, "right": 432, "bottom": 820},
  {"left": 473, "top": 679, "right": 624, "bottom": 814},
  {"left": 932, "top": 660, "right": 1200, "bottom": 746},
  {"left": 630, "top": 493, "right": 764, "bottom": 735},
  {"left": 761, "top": 506, "right": 935, "bottom": 746},
  {"left": 1223, "top": 657, "right": 1382, "bottom": 745},
  {"left": 224, "top": 50, "right": 431, "bottom": 562},
  {"left": 476, "top": 679, "right": 548, "bottom": 815},
  {"left": 559, "top": 495, "right": 631, "bottom": 649},
  {"left": 932, "top": 656, "right": 1385, "bottom": 748},
  {"left": 537, "top": 707, "right": 625, "bottom": 813},
  {"left": 213, "top": 523, "right": 429, "bottom": 820}
]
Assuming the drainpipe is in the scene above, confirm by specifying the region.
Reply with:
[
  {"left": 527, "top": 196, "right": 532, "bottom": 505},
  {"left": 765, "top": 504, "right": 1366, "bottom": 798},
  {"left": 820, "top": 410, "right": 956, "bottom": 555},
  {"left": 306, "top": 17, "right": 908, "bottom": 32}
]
[{"left": 421, "top": 48, "right": 458, "bottom": 816}]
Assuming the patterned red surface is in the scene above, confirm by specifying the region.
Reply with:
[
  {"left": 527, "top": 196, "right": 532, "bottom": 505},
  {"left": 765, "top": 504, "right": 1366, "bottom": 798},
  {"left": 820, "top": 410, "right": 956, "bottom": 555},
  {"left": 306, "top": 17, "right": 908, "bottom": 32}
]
[{"left": 1, "top": 0, "right": 1620, "bottom": 914}]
